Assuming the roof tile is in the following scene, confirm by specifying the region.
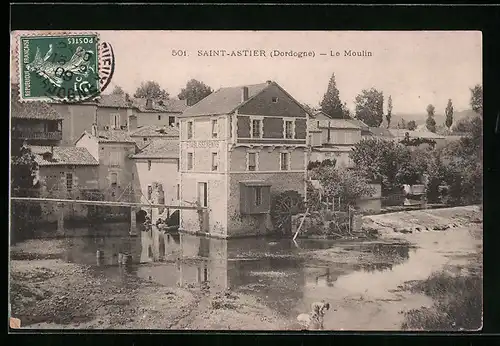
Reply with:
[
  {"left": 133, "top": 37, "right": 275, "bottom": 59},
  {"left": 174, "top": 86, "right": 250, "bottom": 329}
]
[
  {"left": 29, "top": 146, "right": 98, "bottom": 166},
  {"left": 180, "top": 82, "right": 269, "bottom": 117},
  {"left": 11, "top": 85, "right": 63, "bottom": 120},
  {"left": 131, "top": 139, "right": 179, "bottom": 159},
  {"left": 130, "top": 125, "right": 179, "bottom": 138}
]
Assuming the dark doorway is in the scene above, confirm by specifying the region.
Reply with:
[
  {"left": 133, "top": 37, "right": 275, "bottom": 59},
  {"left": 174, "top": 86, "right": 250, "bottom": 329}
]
[{"left": 136, "top": 209, "right": 147, "bottom": 223}]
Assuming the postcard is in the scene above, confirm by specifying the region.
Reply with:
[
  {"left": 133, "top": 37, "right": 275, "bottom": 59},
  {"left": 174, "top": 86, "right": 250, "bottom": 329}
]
[{"left": 9, "top": 30, "right": 482, "bottom": 331}]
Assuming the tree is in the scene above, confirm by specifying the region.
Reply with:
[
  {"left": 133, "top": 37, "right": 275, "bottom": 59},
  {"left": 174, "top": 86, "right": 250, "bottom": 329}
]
[
  {"left": 307, "top": 158, "right": 337, "bottom": 171},
  {"left": 407, "top": 120, "right": 417, "bottom": 131},
  {"left": 445, "top": 99, "right": 454, "bottom": 130},
  {"left": 11, "top": 142, "right": 40, "bottom": 241},
  {"left": 178, "top": 79, "right": 213, "bottom": 106},
  {"left": 426, "top": 104, "right": 437, "bottom": 133},
  {"left": 111, "top": 85, "right": 125, "bottom": 95},
  {"left": 320, "top": 73, "right": 346, "bottom": 119},
  {"left": 11, "top": 143, "right": 38, "bottom": 196},
  {"left": 354, "top": 88, "right": 384, "bottom": 127},
  {"left": 397, "top": 118, "right": 407, "bottom": 129},
  {"left": 312, "top": 166, "right": 375, "bottom": 208},
  {"left": 386, "top": 95, "right": 393, "bottom": 128},
  {"left": 349, "top": 138, "right": 409, "bottom": 192},
  {"left": 134, "top": 81, "right": 169, "bottom": 99},
  {"left": 470, "top": 84, "right": 483, "bottom": 116}
]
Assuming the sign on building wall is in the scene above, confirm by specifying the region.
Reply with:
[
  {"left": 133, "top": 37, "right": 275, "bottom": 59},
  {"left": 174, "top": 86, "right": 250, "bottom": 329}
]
[{"left": 186, "top": 140, "right": 220, "bottom": 149}]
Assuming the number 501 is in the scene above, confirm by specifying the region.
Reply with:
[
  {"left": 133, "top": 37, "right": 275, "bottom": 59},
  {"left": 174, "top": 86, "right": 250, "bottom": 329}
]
[{"left": 172, "top": 50, "right": 187, "bottom": 57}]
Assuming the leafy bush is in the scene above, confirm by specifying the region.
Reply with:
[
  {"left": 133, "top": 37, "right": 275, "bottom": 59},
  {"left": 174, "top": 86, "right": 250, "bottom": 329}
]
[
  {"left": 307, "top": 158, "right": 336, "bottom": 170},
  {"left": 402, "top": 271, "right": 482, "bottom": 331},
  {"left": 310, "top": 166, "right": 375, "bottom": 211}
]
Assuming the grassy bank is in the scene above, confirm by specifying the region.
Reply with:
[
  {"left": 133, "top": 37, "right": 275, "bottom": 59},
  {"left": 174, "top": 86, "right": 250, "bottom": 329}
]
[{"left": 401, "top": 256, "right": 482, "bottom": 331}]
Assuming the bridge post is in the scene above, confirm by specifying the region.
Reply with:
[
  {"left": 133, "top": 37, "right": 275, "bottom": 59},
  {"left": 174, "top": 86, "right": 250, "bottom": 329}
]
[
  {"left": 56, "top": 202, "right": 65, "bottom": 236},
  {"left": 130, "top": 207, "right": 137, "bottom": 236}
]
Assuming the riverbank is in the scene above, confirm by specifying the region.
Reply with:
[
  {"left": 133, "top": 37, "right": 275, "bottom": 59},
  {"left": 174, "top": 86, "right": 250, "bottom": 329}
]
[
  {"left": 10, "top": 240, "right": 290, "bottom": 330},
  {"left": 10, "top": 206, "right": 482, "bottom": 330}
]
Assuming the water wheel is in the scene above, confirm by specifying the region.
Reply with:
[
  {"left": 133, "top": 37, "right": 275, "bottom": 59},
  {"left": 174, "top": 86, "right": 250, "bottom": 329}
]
[{"left": 271, "top": 190, "right": 306, "bottom": 234}]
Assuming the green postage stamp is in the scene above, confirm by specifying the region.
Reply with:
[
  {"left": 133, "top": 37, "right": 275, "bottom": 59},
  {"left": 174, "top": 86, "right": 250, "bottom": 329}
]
[{"left": 18, "top": 33, "right": 100, "bottom": 102}]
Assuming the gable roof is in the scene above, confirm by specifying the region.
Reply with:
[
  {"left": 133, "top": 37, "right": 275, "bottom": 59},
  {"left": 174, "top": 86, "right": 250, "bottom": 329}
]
[
  {"left": 29, "top": 146, "right": 98, "bottom": 166},
  {"left": 180, "top": 82, "right": 269, "bottom": 117},
  {"left": 368, "top": 127, "right": 395, "bottom": 138},
  {"left": 346, "top": 118, "right": 369, "bottom": 131},
  {"left": 132, "top": 98, "right": 187, "bottom": 113},
  {"left": 389, "top": 129, "right": 445, "bottom": 139},
  {"left": 11, "top": 85, "right": 63, "bottom": 120},
  {"left": 316, "top": 118, "right": 361, "bottom": 130},
  {"left": 95, "top": 94, "right": 135, "bottom": 108},
  {"left": 96, "top": 130, "right": 137, "bottom": 143},
  {"left": 130, "top": 125, "right": 179, "bottom": 138},
  {"left": 179, "top": 80, "right": 311, "bottom": 118},
  {"left": 130, "top": 139, "right": 179, "bottom": 159}
]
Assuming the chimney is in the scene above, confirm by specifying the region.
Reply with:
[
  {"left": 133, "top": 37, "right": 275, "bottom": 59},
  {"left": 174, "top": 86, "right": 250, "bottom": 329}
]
[
  {"left": 146, "top": 98, "right": 153, "bottom": 109},
  {"left": 241, "top": 86, "right": 249, "bottom": 102},
  {"left": 266, "top": 80, "right": 272, "bottom": 85},
  {"left": 91, "top": 124, "right": 97, "bottom": 136}
]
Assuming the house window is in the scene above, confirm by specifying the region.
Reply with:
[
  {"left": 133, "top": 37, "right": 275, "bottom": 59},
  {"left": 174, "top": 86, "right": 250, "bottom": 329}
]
[
  {"left": 177, "top": 159, "right": 180, "bottom": 171},
  {"left": 111, "top": 114, "right": 120, "bottom": 129},
  {"left": 255, "top": 187, "right": 262, "bottom": 206},
  {"left": 285, "top": 120, "right": 294, "bottom": 139},
  {"left": 247, "top": 152, "right": 257, "bottom": 171},
  {"left": 187, "top": 152, "right": 194, "bottom": 170},
  {"left": 272, "top": 97, "right": 278, "bottom": 103},
  {"left": 158, "top": 115, "right": 161, "bottom": 121},
  {"left": 177, "top": 184, "right": 180, "bottom": 200},
  {"left": 147, "top": 185, "right": 152, "bottom": 200},
  {"left": 212, "top": 119, "right": 218, "bottom": 138},
  {"left": 198, "top": 182, "right": 208, "bottom": 207},
  {"left": 187, "top": 121, "right": 193, "bottom": 139},
  {"left": 147, "top": 160, "right": 152, "bottom": 171},
  {"left": 143, "top": 137, "right": 148, "bottom": 142},
  {"left": 110, "top": 172, "right": 118, "bottom": 188},
  {"left": 251, "top": 119, "right": 262, "bottom": 138},
  {"left": 169, "top": 116, "right": 175, "bottom": 126},
  {"left": 66, "top": 173, "right": 73, "bottom": 192},
  {"left": 211, "top": 152, "right": 218, "bottom": 171},
  {"left": 280, "top": 152, "right": 290, "bottom": 171},
  {"left": 109, "top": 151, "right": 120, "bottom": 167}
]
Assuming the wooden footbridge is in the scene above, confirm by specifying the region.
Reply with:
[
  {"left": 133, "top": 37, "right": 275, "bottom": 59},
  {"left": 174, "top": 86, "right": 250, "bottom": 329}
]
[{"left": 10, "top": 194, "right": 206, "bottom": 236}]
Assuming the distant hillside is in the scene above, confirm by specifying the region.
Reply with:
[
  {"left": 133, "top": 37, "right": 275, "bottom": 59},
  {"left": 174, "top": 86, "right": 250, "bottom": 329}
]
[{"left": 384, "top": 109, "right": 478, "bottom": 129}]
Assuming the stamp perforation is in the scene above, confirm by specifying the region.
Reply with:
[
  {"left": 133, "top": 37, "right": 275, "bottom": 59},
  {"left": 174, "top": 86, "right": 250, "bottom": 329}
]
[{"left": 12, "top": 30, "right": 103, "bottom": 104}]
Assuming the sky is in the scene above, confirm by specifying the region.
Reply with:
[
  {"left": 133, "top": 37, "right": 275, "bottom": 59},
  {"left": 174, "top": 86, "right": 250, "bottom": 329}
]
[{"left": 12, "top": 31, "right": 482, "bottom": 114}]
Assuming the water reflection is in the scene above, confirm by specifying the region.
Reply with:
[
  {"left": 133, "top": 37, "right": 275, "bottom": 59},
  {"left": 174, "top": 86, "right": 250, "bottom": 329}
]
[{"left": 60, "top": 223, "right": 417, "bottom": 320}]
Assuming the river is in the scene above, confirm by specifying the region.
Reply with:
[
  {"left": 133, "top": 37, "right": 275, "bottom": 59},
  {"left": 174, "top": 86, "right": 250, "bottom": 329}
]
[{"left": 9, "top": 206, "right": 483, "bottom": 330}]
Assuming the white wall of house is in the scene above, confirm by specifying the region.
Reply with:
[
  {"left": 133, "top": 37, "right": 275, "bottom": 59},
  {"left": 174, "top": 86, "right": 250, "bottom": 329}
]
[
  {"left": 134, "top": 158, "right": 180, "bottom": 205},
  {"left": 75, "top": 132, "right": 99, "bottom": 161}
]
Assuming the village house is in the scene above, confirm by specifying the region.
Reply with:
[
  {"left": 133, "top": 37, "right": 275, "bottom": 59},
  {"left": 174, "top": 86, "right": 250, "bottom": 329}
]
[
  {"left": 133, "top": 98, "right": 187, "bottom": 128},
  {"left": 75, "top": 129, "right": 138, "bottom": 201},
  {"left": 130, "top": 125, "right": 179, "bottom": 148},
  {"left": 11, "top": 86, "right": 63, "bottom": 147},
  {"left": 177, "top": 80, "right": 310, "bottom": 238},
  {"left": 388, "top": 129, "right": 446, "bottom": 149},
  {"left": 95, "top": 94, "right": 137, "bottom": 132},
  {"left": 347, "top": 118, "right": 371, "bottom": 137},
  {"left": 130, "top": 138, "right": 180, "bottom": 208},
  {"left": 48, "top": 94, "right": 138, "bottom": 146},
  {"left": 28, "top": 145, "right": 99, "bottom": 222},
  {"left": 308, "top": 111, "right": 362, "bottom": 168}
]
